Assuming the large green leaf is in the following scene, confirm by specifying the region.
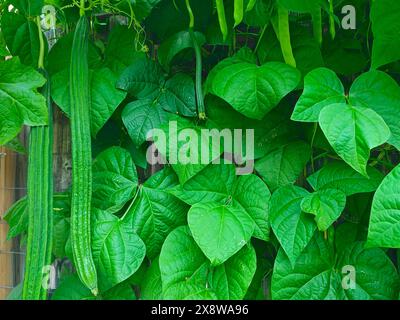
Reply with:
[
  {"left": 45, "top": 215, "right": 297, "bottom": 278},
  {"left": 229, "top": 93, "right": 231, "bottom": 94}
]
[
  {"left": 158, "top": 30, "right": 206, "bottom": 69},
  {"left": 92, "top": 209, "right": 146, "bottom": 292},
  {"left": 255, "top": 141, "right": 311, "bottom": 191},
  {"left": 1, "top": 12, "right": 41, "bottom": 67},
  {"left": 52, "top": 274, "right": 136, "bottom": 300},
  {"left": 291, "top": 68, "right": 345, "bottom": 122},
  {"left": 104, "top": 24, "right": 146, "bottom": 75},
  {"left": 52, "top": 275, "right": 96, "bottom": 300},
  {"left": 269, "top": 185, "right": 316, "bottom": 267},
  {"left": 349, "top": 71, "right": 400, "bottom": 150},
  {"left": 273, "top": 233, "right": 400, "bottom": 300},
  {"left": 125, "top": 168, "right": 188, "bottom": 259},
  {"left": 367, "top": 164, "right": 400, "bottom": 248},
  {"left": 301, "top": 189, "right": 346, "bottom": 231},
  {"left": 4, "top": 196, "right": 28, "bottom": 239},
  {"left": 46, "top": 32, "right": 102, "bottom": 75},
  {"left": 116, "top": 58, "right": 164, "bottom": 99},
  {"left": 159, "top": 226, "right": 256, "bottom": 300},
  {"left": 92, "top": 147, "right": 138, "bottom": 213},
  {"left": 307, "top": 161, "right": 384, "bottom": 196},
  {"left": 338, "top": 242, "right": 400, "bottom": 299},
  {"left": 0, "top": 58, "right": 47, "bottom": 146},
  {"left": 205, "top": 47, "right": 257, "bottom": 94},
  {"left": 370, "top": 0, "right": 400, "bottom": 69},
  {"left": 120, "top": 62, "right": 197, "bottom": 146},
  {"left": 140, "top": 257, "right": 163, "bottom": 300},
  {"left": 121, "top": 98, "right": 168, "bottom": 146},
  {"left": 51, "top": 67, "right": 126, "bottom": 137},
  {"left": 272, "top": 234, "right": 343, "bottom": 300},
  {"left": 188, "top": 202, "right": 255, "bottom": 265},
  {"left": 319, "top": 103, "right": 390, "bottom": 176},
  {"left": 207, "top": 96, "right": 301, "bottom": 160},
  {"left": 208, "top": 61, "right": 300, "bottom": 120},
  {"left": 152, "top": 115, "right": 223, "bottom": 184},
  {"left": 170, "top": 163, "right": 271, "bottom": 240},
  {"left": 158, "top": 73, "right": 197, "bottom": 117}
]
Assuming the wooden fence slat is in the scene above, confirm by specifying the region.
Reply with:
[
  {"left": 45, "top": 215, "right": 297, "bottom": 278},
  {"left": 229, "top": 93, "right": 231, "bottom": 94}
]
[{"left": 0, "top": 147, "right": 17, "bottom": 299}]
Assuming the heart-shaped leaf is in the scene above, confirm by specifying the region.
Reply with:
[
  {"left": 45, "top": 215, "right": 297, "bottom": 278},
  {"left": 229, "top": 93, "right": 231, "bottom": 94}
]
[
  {"left": 92, "top": 209, "right": 146, "bottom": 292},
  {"left": 125, "top": 168, "right": 188, "bottom": 259},
  {"left": 319, "top": 103, "right": 390, "bottom": 176},
  {"left": 301, "top": 189, "right": 346, "bottom": 231},
  {"left": 208, "top": 61, "right": 300, "bottom": 120},
  {"left": 269, "top": 185, "right": 316, "bottom": 266},
  {"left": 160, "top": 226, "right": 256, "bottom": 299},
  {"left": 92, "top": 147, "right": 138, "bottom": 213},
  {"left": 188, "top": 202, "right": 255, "bottom": 265}
]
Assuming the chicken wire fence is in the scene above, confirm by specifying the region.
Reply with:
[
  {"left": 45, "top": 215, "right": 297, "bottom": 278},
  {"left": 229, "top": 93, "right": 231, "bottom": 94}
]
[{"left": 0, "top": 147, "right": 26, "bottom": 299}]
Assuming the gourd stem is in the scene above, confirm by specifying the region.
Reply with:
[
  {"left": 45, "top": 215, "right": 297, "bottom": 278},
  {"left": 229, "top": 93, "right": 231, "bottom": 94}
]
[
  {"left": 329, "top": 0, "right": 336, "bottom": 39},
  {"left": 276, "top": 5, "right": 296, "bottom": 67},
  {"left": 36, "top": 17, "right": 45, "bottom": 69},
  {"left": 185, "top": 0, "right": 195, "bottom": 29},
  {"left": 185, "top": 0, "right": 205, "bottom": 119},
  {"left": 189, "top": 28, "right": 206, "bottom": 120},
  {"left": 80, "top": 0, "right": 85, "bottom": 16},
  {"left": 312, "top": 8, "right": 323, "bottom": 45}
]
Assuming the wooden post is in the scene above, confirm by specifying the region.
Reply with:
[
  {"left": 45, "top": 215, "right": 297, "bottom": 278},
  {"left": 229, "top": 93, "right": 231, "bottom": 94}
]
[{"left": 0, "top": 147, "right": 17, "bottom": 299}]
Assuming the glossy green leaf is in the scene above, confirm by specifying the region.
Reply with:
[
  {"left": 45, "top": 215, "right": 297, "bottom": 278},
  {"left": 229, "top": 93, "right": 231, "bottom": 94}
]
[
  {"left": 291, "top": 68, "right": 345, "bottom": 122},
  {"left": 125, "top": 168, "right": 188, "bottom": 259},
  {"left": 370, "top": 0, "right": 400, "bottom": 69},
  {"left": 307, "top": 161, "right": 384, "bottom": 196},
  {"left": 158, "top": 30, "right": 206, "bottom": 69},
  {"left": 367, "top": 164, "right": 400, "bottom": 248},
  {"left": 92, "top": 147, "right": 138, "bottom": 213},
  {"left": 255, "top": 141, "right": 311, "bottom": 191},
  {"left": 46, "top": 32, "right": 102, "bottom": 75},
  {"left": 116, "top": 58, "right": 164, "bottom": 99},
  {"left": 207, "top": 96, "right": 301, "bottom": 160},
  {"left": 52, "top": 275, "right": 96, "bottom": 300},
  {"left": 301, "top": 189, "right": 346, "bottom": 231},
  {"left": 205, "top": 47, "right": 257, "bottom": 94},
  {"left": 152, "top": 115, "right": 222, "bottom": 184},
  {"left": 159, "top": 226, "right": 256, "bottom": 299},
  {"left": 319, "top": 103, "right": 390, "bottom": 176},
  {"left": 104, "top": 25, "right": 146, "bottom": 74},
  {"left": 0, "top": 58, "right": 47, "bottom": 146},
  {"left": 1, "top": 12, "right": 40, "bottom": 67},
  {"left": 208, "top": 61, "right": 301, "bottom": 120},
  {"left": 158, "top": 73, "right": 197, "bottom": 117},
  {"left": 51, "top": 67, "right": 126, "bottom": 137},
  {"left": 140, "top": 257, "right": 163, "bottom": 300},
  {"left": 337, "top": 242, "right": 400, "bottom": 300},
  {"left": 188, "top": 201, "right": 255, "bottom": 265},
  {"left": 4, "top": 196, "right": 28, "bottom": 239},
  {"left": 269, "top": 185, "right": 316, "bottom": 266},
  {"left": 122, "top": 99, "right": 168, "bottom": 146},
  {"left": 349, "top": 70, "right": 400, "bottom": 150},
  {"left": 272, "top": 234, "right": 343, "bottom": 300},
  {"left": 170, "top": 163, "right": 271, "bottom": 240},
  {"left": 92, "top": 209, "right": 146, "bottom": 292}
]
